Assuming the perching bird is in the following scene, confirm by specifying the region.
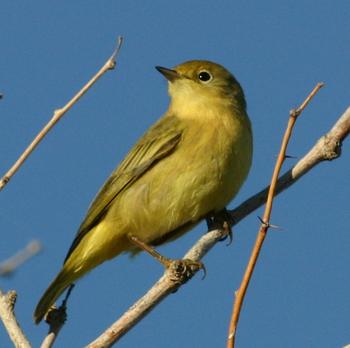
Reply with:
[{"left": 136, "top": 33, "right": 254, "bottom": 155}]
[{"left": 34, "top": 60, "right": 253, "bottom": 323}]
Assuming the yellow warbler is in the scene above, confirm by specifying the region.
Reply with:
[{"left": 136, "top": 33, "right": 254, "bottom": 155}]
[{"left": 34, "top": 60, "right": 253, "bottom": 323}]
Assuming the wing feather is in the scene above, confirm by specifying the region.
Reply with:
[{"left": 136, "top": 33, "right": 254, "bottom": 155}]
[{"left": 64, "top": 115, "right": 183, "bottom": 262}]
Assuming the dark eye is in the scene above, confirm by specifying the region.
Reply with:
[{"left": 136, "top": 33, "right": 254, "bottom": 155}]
[{"left": 198, "top": 71, "right": 212, "bottom": 83}]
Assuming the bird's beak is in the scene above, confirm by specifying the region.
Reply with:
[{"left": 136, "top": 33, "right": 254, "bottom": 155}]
[{"left": 155, "top": 66, "right": 180, "bottom": 82}]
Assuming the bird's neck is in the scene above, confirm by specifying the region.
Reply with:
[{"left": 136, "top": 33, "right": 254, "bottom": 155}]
[{"left": 168, "top": 92, "right": 244, "bottom": 122}]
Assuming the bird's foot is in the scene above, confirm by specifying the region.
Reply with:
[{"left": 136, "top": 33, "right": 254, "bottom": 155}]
[
  {"left": 165, "top": 258, "right": 206, "bottom": 283},
  {"left": 127, "top": 234, "right": 206, "bottom": 282},
  {"left": 206, "top": 208, "right": 234, "bottom": 245},
  {"left": 44, "top": 283, "right": 74, "bottom": 326}
]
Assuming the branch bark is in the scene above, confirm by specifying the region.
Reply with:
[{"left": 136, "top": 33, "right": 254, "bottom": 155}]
[{"left": 86, "top": 106, "right": 350, "bottom": 347}]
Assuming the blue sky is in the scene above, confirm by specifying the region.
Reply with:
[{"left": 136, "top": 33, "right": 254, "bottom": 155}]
[{"left": 0, "top": 1, "right": 349, "bottom": 347}]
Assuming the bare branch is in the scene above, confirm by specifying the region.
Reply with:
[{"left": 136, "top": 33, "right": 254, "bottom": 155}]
[
  {"left": 86, "top": 104, "right": 350, "bottom": 347},
  {"left": 0, "top": 290, "right": 31, "bottom": 348},
  {"left": 0, "top": 240, "right": 42, "bottom": 277},
  {"left": 0, "top": 36, "right": 123, "bottom": 192}
]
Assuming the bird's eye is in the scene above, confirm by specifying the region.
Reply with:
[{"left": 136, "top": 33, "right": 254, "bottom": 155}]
[{"left": 198, "top": 71, "right": 212, "bottom": 83}]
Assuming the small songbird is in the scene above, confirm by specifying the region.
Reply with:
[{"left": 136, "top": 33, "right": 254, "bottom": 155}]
[{"left": 34, "top": 60, "right": 253, "bottom": 323}]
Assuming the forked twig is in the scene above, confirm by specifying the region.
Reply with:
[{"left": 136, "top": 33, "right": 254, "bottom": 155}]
[
  {"left": 226, "top": 82, "right": 324, "bottom": 348},
  {"left": 0, "top": 36, "right": 123, "bottom": 192}
]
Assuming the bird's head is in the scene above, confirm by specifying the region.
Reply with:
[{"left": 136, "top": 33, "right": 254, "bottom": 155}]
[{"left": 156, "top": 60, "right": 246, "bottom": 112}]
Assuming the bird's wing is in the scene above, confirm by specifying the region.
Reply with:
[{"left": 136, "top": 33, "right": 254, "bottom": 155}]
[{"left": 64, "top": 115, "right": 183, "bottom": 263}]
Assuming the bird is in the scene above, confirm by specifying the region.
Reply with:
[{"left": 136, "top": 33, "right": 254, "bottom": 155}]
[{"left": 34, "top": 60, "right": 253, "bottom": 324}]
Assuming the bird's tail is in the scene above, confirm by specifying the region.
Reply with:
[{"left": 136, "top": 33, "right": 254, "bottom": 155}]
[{"left": 34, "top": 269, "right": 72, "bottom": 324}]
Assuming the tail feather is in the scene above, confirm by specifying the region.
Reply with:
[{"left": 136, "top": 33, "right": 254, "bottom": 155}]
[{"left": 34, "top": 270, "right": 71, "bottom": 324}]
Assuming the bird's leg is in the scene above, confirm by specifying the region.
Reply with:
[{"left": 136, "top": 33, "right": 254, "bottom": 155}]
[
  {"left": 127, "top": 234, "right": 171, "bottom": 267},
  {"left": 206, "top": 208, "right": 234, "bottom": 245},
  {"left": 45, "top": 284, "right": 75, "bottom": 325},
  {"left": 127, "top": 234, "right": 206, "bottom": 281}
]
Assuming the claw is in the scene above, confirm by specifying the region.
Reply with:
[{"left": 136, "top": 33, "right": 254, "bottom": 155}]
[
  {"left": 207, "top": 209, "right": 234, "bottom": 245},
  {"left": 182, "top": 259, "right": 207, "bottom": 280},
  {"left": 167, "top": 259, "right": 206, "bottom": 283},
  {"left": 219, "top": 221, "right": 233, "bottom": 246}
]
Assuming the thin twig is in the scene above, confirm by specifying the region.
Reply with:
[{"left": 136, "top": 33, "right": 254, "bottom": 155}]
[
  {"left": 0, "top": 240, "right": 42, "bottom": 277},
  {"left": 0, "top": 36, "right": 123, "bottom": 192},
  {"left": 0, "top": 290, "right": 31, "bottom": 348},
  {"left": 227, "top": 82, "right": 324, "bottom": 348},
  {"left": 87, "top": 103, "right": 350, "bottom": 348}
]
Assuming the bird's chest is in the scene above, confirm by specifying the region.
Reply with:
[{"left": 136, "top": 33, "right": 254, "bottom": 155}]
[{"left": 175, "top": 118, "right": 240, "bottom": 207}]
